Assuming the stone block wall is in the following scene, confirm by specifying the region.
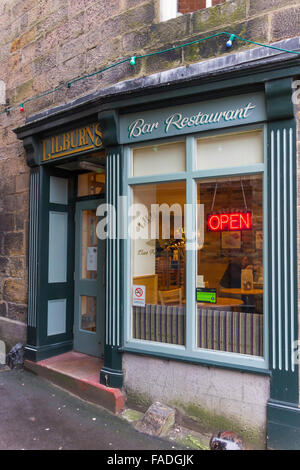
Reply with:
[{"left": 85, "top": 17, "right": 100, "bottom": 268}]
[
  {"left": 123, "top": 354, "right": 270, "bottom": 448},
  {"left": 0, "top": 0, "right": 299, "bottom": 342}
]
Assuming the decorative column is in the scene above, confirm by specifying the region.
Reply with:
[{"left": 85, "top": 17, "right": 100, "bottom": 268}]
[
  {"left": 22, "top": 137, "right": 43, "bottom": 360},
  {"left": 26, "top": 165, "right": 41, "bottom": 353},
  {"left": 98, "top": 111, "right": 124, "bottom": 388},
  {"left": 265, "top": 78, "right": 300, "bottom": 449}
]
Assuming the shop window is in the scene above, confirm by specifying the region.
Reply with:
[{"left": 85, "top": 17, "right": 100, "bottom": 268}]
[
  {"left": 196, "top": 174, "right": 263, "bottom": 356},
  {"left": 131, "top": 182, "right": 186, "bottom": 345},
  {"left": 197, "top": 130, "right": 263, "bottom": 170},
  {"left": 126, "top": 127, "right": 265, "bottom": 367},
  {"left": 77, "top": 171, "right": 105, "bottom": 197},
  {"left": 132, "top": 142, "right": 185, "bottom": 177},
  {"left": 160, "top": 0, "right": 226, "bottom": 22}
]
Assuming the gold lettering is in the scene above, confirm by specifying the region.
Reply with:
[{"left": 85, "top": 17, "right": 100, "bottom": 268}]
[
  {"left": 94, "top": 123, "right": 102, "bottom": 147},
  {"left": 86, "top": 124, "right": 95, "bottom": 144},
  {"left": 51, "top": 136, "right": 55, "bottom": 155},
  {"left": 78, "top": 127, "right": 87, "bottom": 147},
  {"left": 63, "top": 132, "right": 71, "bottom": 151},
  {"left": 43, "top": 123, "right": 100, "bottom": 161},
  {"left": 55, "top": 136, "right": 63, "bottom": 153},
  {"left": 71, "top": 130, "right": 77, "bottom": 148},
  {"left": 42, "top": 140, "right": 49, "bottom": 161}
]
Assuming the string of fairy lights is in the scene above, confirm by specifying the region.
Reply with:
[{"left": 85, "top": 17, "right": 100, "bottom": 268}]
[{"left": 1, "top": 31, "right": 299, "bottom": 116}]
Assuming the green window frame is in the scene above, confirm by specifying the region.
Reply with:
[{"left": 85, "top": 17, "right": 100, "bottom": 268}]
[{"left": 123, "top": 124, "right": 269, "bottom": 374}]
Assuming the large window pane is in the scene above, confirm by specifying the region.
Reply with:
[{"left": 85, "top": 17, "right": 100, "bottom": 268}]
[
  {"left": 132, "top": 142, "right": 185, "bottom": 177},
  {"left": 131, "top": 182, "right": 186, "bottom": 345},
  {"left": 197, "top": 130, "right": 263, "bottom": 170},
  {"left": 196, "top": 175, "right": 263, "bottom": 356}
]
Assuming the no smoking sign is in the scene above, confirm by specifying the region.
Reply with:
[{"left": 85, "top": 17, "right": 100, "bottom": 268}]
[
  {"left": 135, "top": 287, "right": 143, "bottom": 297},
  {"left": 132, "top": 285, "right": 146, "bottom": 307}
]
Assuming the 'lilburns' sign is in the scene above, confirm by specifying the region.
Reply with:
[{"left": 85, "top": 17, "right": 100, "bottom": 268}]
[
  {"left": 120, "top": 92, "right": 266, "bottom": 144},
  {"left": 42, "top": 123, "right": 102, "bottom": 162}
]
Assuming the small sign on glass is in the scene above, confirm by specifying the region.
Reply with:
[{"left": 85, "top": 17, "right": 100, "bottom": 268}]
[
  {"left": 87, "top": 247, "right": 97, "bottom": 271},
  {"left": 132, "top": 285, "right": 146, "bottom": 307}
]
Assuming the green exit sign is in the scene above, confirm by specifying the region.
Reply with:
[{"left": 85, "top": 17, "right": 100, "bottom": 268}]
[{"left": 196, "top": 288, "right": 217, "bottom": 304}]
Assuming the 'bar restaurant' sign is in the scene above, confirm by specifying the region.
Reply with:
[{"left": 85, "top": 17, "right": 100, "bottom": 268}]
[
  {"left": 120, "top": 92, "right": 266, "bottom": 144},
  {"left": 42, "top": 122, "right": 102, "bottom": 162}
]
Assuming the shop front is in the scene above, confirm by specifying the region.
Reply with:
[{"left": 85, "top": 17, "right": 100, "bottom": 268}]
[{"left": 15, "top": 50, "right": 300, "bottom": 448}]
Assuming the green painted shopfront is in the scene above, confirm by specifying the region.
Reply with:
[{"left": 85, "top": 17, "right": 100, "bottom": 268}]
[{"left": 15, "top": 39, "right": 300, "bottom": 450}]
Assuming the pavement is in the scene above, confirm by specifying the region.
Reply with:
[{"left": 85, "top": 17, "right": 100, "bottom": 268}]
[{"left": 0, "top": 368, "right": 183, "bottom": 451}]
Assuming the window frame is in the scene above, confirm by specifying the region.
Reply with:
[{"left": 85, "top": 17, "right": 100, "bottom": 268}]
[{"left": 123, "top": 123, "right": 269, "bottom": 373}]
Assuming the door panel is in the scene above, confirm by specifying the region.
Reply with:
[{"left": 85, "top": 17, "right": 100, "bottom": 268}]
[{"left": 74, "top": 199, "right": 105, "bottom": 357}]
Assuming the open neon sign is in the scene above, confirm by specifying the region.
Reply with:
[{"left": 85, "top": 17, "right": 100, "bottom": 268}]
[{"left": 207, "top": 212, "right": 252, "bottom": 232}]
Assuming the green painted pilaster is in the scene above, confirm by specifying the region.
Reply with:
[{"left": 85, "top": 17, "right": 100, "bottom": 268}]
[
  {"left": 26, "top": 165, "right": 41, "bottom": 357},
  {"left": 265, "top": 78, "right": 300, "bottom": 449},
  {"left": 98, "top": 110, "right": 124, "bottom": 388},
  {"left": 99, "top": 147, "right": 124, "bottom": 388}
]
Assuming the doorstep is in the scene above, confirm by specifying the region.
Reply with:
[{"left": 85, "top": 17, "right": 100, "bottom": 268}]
[{"left": 24, "top": 351, "right": 125, "bottom": 414}]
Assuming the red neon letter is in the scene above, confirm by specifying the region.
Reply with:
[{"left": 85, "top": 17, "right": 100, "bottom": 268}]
[
  {"left": 240, "top": 212, "right": 251, "bottom": 229},
  {"left": 208, "top": 215, "right": 220, "bottom": 231},
  {"left": 220, "top": 214, "right": 229, "bottom": 230},
  {"left": 229, "top": 214, "right": 240, "bottom": 230}
]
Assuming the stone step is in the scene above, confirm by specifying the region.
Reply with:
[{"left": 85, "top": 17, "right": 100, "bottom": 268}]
[{"left": 24, "top": 351, "right": 125, "bottom": 414}]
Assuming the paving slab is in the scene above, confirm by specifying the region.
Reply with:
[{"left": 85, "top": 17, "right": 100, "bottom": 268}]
[{"left": 0, "top": 368, "right": 184, "bottom": 451}]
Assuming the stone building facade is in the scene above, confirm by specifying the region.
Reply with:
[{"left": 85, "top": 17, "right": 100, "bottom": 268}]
[{"left": 0, "top": 0, "right": 300, "bottom": 449}]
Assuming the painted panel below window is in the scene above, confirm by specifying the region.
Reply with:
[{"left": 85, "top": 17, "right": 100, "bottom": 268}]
[{"left": 47, "top": 299, "right": 67, "bottom": 336}]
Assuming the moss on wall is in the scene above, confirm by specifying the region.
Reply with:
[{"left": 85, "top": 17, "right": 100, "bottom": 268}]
[{"left": 172, "top": 401, "right": 266, "bottom": 449}]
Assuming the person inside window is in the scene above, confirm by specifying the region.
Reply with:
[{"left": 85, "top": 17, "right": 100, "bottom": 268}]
[{"left": 220, "top": 255, "right": 251, "bottom": 288}]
